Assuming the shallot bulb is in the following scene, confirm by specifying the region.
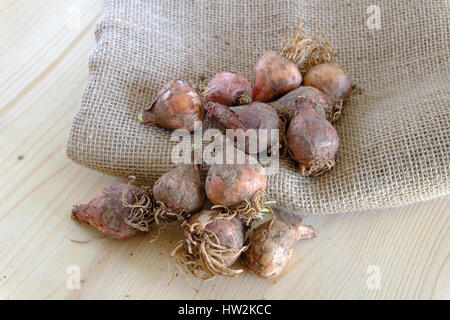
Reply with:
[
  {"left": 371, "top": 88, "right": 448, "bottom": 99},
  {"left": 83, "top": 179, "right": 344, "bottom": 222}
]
[
  {"left": 242, "top": 219, "right": 315, "bottom": 278},
  {"left": 152, "top": 164, "right": 205, "bottom": 215},
  {"left": 72, "top": 184, "right": 145, "bottom": 239},
  {"left": 171, "top": 209, "right": 246, "bottom": 281},
  {"left": 205, "top": 163, "right": 268, "bottom": 207},
  {"left": 125, "top": 164, "right": 205, "bottom": 233},
  {"left": 270, "top": 86, "right": 337, "bottom": 122},
  {"left": 206, "top": 102, "right": 282, "bottom": 153},
  {"left": 303, "top": 63, "right": 353, "bottom": 117},
  {"left": 204, "top": 71, "right": 252, "bottom": 106},
  {"left": 141, "top": 80, "right": 205, "bottom": 131},
  {"left": 253, "top": 51, "right": 302, "bottom": 102},
  {"left": 286, "top": 105, "right": 339, "bottom": 176}
]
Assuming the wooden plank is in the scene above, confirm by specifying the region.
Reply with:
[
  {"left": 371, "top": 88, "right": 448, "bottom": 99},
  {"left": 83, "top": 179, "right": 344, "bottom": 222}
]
[{"left": 0, "top": 0, "right": 448, "bottom": 299}]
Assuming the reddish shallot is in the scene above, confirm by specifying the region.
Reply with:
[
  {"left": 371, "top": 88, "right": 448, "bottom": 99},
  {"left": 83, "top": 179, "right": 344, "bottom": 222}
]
[
  {"left": 206, "top": 102, "right": 282, "bottom": 153},
  {"left": 204, "top": 71, "right": 252, "bottom": 106},
  {"left": 252, "top": 19, "right": 336, "bottom": 104},
  {"left": 140, "top": 79, "right": 205, "bottom": 131},
  {"left": 204, "top": 162, "right": 276, "bottom": 224},
  {"left": 286, "top": 104, "right": 339, "bottom": 176},
  {"left": 252, "top": 50, "right": 302, "bottom": 102},
  {"left": 270, "top": 86, "right": 339, "bottom": 122},
  {"left": 71, "top": 183, "right": 147, "bottom": 239},
  {"left": 72, "top": 164, "right": 206, "bottom": 240}
]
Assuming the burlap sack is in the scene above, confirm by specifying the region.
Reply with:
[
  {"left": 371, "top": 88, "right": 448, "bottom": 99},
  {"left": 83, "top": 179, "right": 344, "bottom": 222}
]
[{"left": 66, "top": 0, "right": 449, "bottom": 215}]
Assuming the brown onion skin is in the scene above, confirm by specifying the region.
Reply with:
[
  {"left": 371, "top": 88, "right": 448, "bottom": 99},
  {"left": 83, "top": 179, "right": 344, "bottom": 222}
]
[
  {"left": 205, "top": 164, "right": 267, "bottom": 207},
  {"left": 206, "top": 102, "right": 281, "bottom": 153},
  {"left": 286, "top": 105, "right": 339, "bottom": 174},
  {"left": 143, "top": 80, "right": 205, "bottom": 131},
  {"left": 270, "top": 86, "right": 333, "bottom": 121},
  {"left": 242, "top": 219, "right": 314, "bottom": 278},
  {"left": 303, "top": 63, "right": 352, "bottom": 104},
  {"left": 152, "top": 164, "right": 205, "bottom": 214},
  {"left": 205, "top": 71, "right": 252, "bottom": 106},
  {"left": 186, "top": 210, "right": 245, "bottom": 266},
  {"left": 72, "top": 184, "right": 142, "bottom": 239},
  {"left": 253, "top": 51, "right": 302, "bottom": 102}
]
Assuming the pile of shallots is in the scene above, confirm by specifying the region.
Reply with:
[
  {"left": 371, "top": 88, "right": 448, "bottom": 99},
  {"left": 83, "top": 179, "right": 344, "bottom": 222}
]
[
  {"left": 72, "top": 20, "right": 356, "bottom": 289},
  {"left": 72, "top": 160, "right": 316, "bottom": 288}
]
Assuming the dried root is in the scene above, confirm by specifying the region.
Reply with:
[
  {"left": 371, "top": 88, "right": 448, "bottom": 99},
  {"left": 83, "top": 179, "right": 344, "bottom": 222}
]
[
  {"left": 280, "top": 19, "right": 336, "bottom": 74},
  {"left": 202, "top": 85, "right": 215, "bottom": 97},
  {"left": 298, "top": 159, "right": 336, "bottom": 177},
  {"left": 211, "top": 190, "right": 275, "bottom": 226},
  {"left": 122, "top": 177, "right": 188, "bottom": 241},
  {"left": 330, "top": 99, "right": 343, "bottom": 122},
  {"left": 171, "top": 211, "right": 247, "bottom": 289}
]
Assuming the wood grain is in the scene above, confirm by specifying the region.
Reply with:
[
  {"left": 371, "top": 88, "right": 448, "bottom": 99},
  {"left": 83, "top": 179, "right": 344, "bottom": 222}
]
[{"left": 0, "top": 0, "right": 448, "bottom": 300}]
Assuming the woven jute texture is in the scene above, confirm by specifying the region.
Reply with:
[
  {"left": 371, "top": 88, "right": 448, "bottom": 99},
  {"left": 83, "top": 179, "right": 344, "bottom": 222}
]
[{"left": 66, "top": 0, "right": 450, "bottom": 215}]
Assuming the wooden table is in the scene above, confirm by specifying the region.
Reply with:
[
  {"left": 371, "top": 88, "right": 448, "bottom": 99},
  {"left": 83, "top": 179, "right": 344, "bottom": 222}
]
[{"left": 0, "top": 0, "right": 448, "bottom": 300}]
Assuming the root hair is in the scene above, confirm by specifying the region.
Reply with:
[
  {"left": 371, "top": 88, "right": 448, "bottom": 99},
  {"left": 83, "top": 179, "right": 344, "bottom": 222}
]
[{"left": 280, "top": 19, "right": 336, "bottom": 74}]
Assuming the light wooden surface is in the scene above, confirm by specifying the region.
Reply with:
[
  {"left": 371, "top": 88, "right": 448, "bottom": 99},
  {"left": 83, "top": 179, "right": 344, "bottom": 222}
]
[{"left": 0, "top": 0, "right": 448, "bottom": 300}]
